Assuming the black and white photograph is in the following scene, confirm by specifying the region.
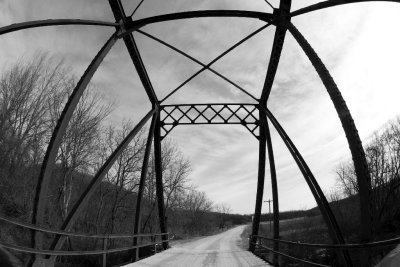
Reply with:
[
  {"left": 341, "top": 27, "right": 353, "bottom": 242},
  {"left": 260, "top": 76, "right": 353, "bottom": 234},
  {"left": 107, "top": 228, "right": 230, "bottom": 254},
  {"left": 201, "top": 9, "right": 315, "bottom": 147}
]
[{"left": 0, "top": 1, "right": 400, "bottom": 266}]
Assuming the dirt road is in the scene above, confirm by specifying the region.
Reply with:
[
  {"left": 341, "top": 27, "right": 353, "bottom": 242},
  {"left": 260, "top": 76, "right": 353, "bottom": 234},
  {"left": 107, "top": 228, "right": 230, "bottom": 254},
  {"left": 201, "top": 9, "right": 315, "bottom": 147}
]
[{"left": 125, "top": 225, "right": 270, "bottom": 267}]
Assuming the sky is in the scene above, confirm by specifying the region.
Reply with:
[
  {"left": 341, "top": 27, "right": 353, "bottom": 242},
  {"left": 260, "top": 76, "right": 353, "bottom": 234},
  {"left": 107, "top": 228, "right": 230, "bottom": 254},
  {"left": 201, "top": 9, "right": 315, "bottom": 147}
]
[{"left": 1, "top": 0, "right": 400, "bottom": 214}]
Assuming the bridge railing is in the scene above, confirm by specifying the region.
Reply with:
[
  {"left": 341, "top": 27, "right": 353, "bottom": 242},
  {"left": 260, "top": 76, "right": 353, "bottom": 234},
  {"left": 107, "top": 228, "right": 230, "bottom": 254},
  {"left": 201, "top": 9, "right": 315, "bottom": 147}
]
[
  {"left": 250, "top": 234, "right": 400, "bottom": 267},
  {"left": 0, "top": 214, "right": 169, "bottom": 266}
]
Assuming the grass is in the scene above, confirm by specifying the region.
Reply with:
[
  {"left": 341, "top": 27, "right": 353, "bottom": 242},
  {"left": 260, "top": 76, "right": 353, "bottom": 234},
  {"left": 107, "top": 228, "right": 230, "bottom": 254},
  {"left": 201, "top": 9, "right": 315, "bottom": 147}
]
[
  {"left": 240, "top": 216, "right": 335, "bottom": 266},
  {"left": 240, "top": 223, "right": 252, "bottom": 250}
]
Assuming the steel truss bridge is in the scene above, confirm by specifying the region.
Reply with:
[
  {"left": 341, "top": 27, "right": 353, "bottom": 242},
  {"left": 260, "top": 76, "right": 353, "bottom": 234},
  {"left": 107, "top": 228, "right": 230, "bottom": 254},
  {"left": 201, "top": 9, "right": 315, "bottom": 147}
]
[{"left": 1, "top": 0, "right": 400, "bottom": 266}]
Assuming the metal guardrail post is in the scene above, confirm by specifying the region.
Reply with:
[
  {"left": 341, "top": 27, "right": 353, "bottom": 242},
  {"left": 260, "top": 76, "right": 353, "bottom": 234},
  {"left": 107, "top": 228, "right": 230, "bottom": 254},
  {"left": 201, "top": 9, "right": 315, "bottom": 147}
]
[
  {"left": 250, "top": 108, "right": 267, "bottom": 252},
  {"left": 102, "top": 237, "right": 108, "bottom": 267},
  {"left": 135, "top": 240, "right": 139, "bottom": 262},
  {"left": 249, "top": 234, "right": 252, "bottom": 251},
  {"left": 154, "top": 235, "right": 157, "bottom": 254}
]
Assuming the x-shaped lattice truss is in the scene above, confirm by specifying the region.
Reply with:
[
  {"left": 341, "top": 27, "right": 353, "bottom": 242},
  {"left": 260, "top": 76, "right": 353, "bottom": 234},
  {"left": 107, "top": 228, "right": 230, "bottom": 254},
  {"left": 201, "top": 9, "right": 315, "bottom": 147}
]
[{"left": 160, "top": 104, "right": 259, "bottom": 140}]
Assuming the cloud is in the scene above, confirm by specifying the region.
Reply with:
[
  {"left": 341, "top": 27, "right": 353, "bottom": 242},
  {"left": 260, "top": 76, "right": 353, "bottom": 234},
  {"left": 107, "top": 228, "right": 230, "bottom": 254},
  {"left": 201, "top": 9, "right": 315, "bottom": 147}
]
[{"left": 2, "top": 0, "right": 400, "bottom": 214}]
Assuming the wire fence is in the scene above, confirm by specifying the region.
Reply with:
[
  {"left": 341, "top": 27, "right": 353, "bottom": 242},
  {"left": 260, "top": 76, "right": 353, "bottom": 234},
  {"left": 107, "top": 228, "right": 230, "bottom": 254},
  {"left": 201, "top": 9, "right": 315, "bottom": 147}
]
[
  {"left": 250, "top": 234, "right": 400, "bottom": 266},
  {"left": 0, "top": 214, "right": 169, "bottom": 266}
]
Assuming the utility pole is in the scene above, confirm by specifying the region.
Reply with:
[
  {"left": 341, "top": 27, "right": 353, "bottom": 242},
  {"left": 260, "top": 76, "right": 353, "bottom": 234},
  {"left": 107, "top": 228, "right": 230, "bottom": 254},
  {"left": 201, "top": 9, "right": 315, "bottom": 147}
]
[{"left": 264, "top": 199, "right": 272, "bottom": 232}]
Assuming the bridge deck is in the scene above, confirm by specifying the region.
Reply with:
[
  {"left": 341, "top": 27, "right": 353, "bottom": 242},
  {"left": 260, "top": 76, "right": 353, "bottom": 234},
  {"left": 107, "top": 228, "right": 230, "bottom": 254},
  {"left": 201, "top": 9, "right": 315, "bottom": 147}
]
[
  {"left": 125, "top": 247, "right": 269, "bottom": 267},
  {"left": 124, "top": 225, "right": 271, "bottom": 267}
]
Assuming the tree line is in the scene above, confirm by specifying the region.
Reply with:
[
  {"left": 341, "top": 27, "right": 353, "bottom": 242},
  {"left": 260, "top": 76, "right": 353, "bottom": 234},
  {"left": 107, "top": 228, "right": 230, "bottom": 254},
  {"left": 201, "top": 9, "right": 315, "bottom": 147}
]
[
  {"left": 333, "top": 116, "right": 400, "bottom": 239},
  {"left": 255, "top": 118, "right": 400, "bottom": 266},
  {"left": 0, "top": 54, "right": 245, "bottom": 266},
  {"left": 294, "top": 116, "right": 400, "bottom": 265}
]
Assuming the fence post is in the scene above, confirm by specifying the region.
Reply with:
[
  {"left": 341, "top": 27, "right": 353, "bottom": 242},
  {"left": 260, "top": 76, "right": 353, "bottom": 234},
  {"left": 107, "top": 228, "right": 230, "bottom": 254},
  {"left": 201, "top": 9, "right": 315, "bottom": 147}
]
[
  {"left": 249, "top": 235, "right": 252, "bottom": 251},
  {"left": 102, "top": 237, "right": 108, "bottom": 267},
  {"left": 135, "top": 236, "right": 139, "bottom": 262},
  {"left": 154, "top": 235, "right": 157, "bottom": 254}
]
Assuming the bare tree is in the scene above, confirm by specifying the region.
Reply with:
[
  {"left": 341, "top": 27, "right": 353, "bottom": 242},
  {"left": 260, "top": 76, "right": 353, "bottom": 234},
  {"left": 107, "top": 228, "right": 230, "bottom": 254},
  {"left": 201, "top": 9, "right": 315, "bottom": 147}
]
[
  {"left": 0, "top": 53, "right": 115, "bottom": 262},
  {"left": 335, "top": 162, "right": 358, "bottom": 197},
  {"left": 141, "top": 140, "right": 191, "bottom": 234},
  {"left": 215, "top": 203, "right": 231, "bottom": 214},
  {"left": 105, "top": 122, "right": 145, "bottom": 234},
  {"left": 335, "top": 116, "right": 400, "bottom": 229},
  {"left": 182, "top": 189, "right": 213, "bottom": 235},
  {"left": 162, "top": 140, "right": 191, "bottom": 213},
  {"left": 0, "top": 55, "right": 63, "bottom": 169},
  {"left": 0, "top": 54, "right": 70, "bottom": 217},
  {"left": 215, "top": 203, "right": 232, "bottom": 229},
  {"left": 49, "top": 86, "right": 113, "bottom": 221},
  {"left": 0, "top": 53, "right": 226, "bottom": 266}
]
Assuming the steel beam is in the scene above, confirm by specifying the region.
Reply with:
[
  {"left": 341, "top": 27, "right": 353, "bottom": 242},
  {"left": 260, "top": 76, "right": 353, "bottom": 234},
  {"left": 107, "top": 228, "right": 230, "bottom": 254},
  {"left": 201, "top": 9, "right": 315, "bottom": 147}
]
[
  {"left": 160, "top": 104, "right": 259, "bottom": 139},
  {"left": 108, "top": 0, "right": 158, "bottom": 105},
  {"left": 162, "top": 103, "right": 257, "bottom": 107},
  {"left": 122, "top": 10, "right": 273, "bottom": 34},
  {"left": 154, "top": 110, "right": 168, "bottom": 250},
  {"left": 46, "top": 108, "right": 157, "bottom": 262},
  {"left": 137, "top": 30, "right": 258, "bottom": 101},
  {"left": 291, "top": 0, "right": 400, "bottom": 17},
  {"left": 250, "top": 108, "right": 267, "bottom": 252},
  {"left": 133, "top": 113, "right": 157, "bottom": 261},
  {"left": 263, "top": 107, "right": 352, "bottom": 266},
  {"left": 0, "top": 19, "right": 118, "bottom": 36},
  {"left": 287, "top": 21, "right": 372, "bottom": 245},
  {"left": 130, "top": 0, "right": 145, "bottom": 17},
  {"left": 30, "top": 33, "right": 118, "bottom": 260},
  {"left": 161, "top": 24, "right": 271, "bottom": 102},
  {"left": 260, "top": 0, "right": 292, "bottom": 103},
  {"left": 265, "top": 117, "right": 279, "bottom": 266}
]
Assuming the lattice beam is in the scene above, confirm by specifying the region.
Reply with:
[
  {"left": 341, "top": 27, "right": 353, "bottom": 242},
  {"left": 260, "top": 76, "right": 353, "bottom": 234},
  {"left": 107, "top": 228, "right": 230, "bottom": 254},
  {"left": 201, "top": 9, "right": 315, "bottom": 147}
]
[{"left": 160, "top": 104, "right": 260, "bottom": 140}]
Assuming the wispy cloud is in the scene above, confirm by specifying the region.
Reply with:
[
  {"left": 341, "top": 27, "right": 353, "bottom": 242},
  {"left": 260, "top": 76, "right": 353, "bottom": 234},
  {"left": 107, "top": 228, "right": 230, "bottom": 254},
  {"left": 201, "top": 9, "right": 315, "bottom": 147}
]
[{"left": 1, "top": 0, "right": 400, "bottom": 213}]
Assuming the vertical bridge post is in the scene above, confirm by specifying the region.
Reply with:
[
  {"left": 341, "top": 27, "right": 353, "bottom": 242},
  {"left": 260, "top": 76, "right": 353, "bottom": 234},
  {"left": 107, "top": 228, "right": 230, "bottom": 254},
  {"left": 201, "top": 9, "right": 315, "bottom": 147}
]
[
  {"left": 133, "top": 114, "right": 157, "bottom": 261},
  {"left": 250, "top": 107, "right": 267, "bottom": 252},
  {"left": 265, "top": 117, "right": 280, "bottom": 267},
  {"left": 154, "top": 109, "right": 168, "bottom": 250},
  {"left": 102, "top": 237, "right": 108, "bottom": 267}
]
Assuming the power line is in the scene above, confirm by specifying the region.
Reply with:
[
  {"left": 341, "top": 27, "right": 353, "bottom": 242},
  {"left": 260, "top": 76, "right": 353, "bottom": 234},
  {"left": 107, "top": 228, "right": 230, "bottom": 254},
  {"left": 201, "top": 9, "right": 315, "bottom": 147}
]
[{"left": 264, "top": 199, "right": 273, "bottom": 232}]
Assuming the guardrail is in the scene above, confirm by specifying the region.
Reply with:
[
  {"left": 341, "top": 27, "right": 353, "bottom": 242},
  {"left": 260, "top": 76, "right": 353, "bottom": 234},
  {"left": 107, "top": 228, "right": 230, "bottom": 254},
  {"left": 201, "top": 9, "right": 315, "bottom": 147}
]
[
  {"left": 0, "top": 214, "right": 169, "bottom": 266},
  {"left": 250, "top": 234, "right": 400, "bottom": 267}
]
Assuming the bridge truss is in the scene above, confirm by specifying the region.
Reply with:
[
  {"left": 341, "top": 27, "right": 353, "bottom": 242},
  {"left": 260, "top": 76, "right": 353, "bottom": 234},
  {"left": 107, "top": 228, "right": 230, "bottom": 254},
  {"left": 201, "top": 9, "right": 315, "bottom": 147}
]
[
  {"left": 160, "top": 104, "right": 260, "bottom": 139},
  {"left": 1, "top": 0, "right": 400, "bottom": 266}
]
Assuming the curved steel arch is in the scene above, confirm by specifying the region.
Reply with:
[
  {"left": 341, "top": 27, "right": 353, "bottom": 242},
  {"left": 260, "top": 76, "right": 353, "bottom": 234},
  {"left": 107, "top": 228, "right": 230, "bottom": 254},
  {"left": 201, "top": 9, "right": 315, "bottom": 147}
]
[
  {"left": 46, "top": 108, "right": 157, "bottom": 261},
  {"left": 286, "top": 21, "right": 372, "bottom": 245},
  {"left": 31, "top": 33, "right": 118, "bottom": 260},
  {"left": 0, "top": 0, "right": 395, "bottom": 266},
  {"left": 0, "top": 19, "right": 118, "bottom": 36},
  {"left": 263, "top": 106, "right": 352, "bottom": 265}
]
